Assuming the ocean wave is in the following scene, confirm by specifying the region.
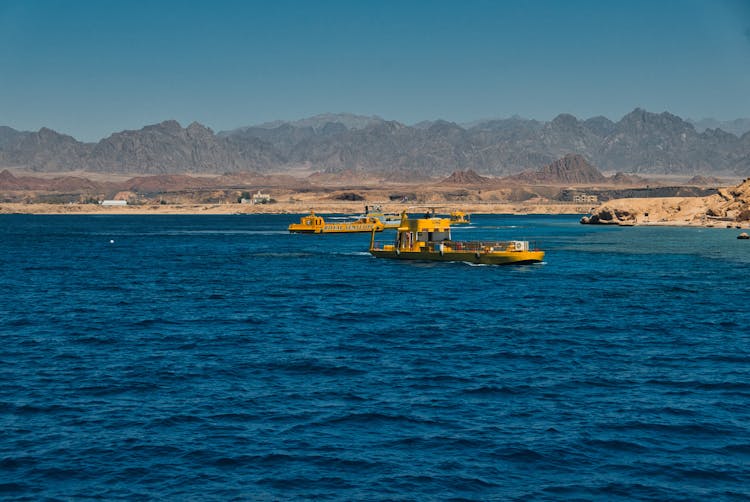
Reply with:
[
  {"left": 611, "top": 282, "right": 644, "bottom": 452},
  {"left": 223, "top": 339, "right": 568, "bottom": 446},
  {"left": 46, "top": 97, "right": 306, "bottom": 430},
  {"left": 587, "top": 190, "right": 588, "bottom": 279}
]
[
  {"left": 462, "top": 385, "right": 525, "bottom": 396},
  {"left": 261, "top": 359, "right": 366, "bottom": 376},
  {"left": 314, "top": 412, "right": 439, "bottom": 428}
]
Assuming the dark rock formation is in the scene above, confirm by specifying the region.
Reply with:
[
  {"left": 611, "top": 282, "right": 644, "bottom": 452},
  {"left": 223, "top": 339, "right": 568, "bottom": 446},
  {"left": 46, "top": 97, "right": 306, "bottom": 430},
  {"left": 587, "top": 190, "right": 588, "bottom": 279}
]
[{"left": 332, "top": 192, "right": 365, "bottom": 201}]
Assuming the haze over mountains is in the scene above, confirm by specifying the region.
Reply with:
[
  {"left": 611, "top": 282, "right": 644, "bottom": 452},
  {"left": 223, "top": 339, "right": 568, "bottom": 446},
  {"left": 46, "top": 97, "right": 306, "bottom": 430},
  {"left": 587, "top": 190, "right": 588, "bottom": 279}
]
[
  {"left": 687, "top": 118, "right": 750, "bottom": 137},
  {"left": 2, "top": 108, "right": 749, "bottom": 177}
]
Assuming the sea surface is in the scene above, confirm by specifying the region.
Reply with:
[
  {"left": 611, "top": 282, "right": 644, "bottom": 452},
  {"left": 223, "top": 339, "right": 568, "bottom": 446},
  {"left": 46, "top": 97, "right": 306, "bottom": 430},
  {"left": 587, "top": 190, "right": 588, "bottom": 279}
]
[{"left": 1, "top": 214, "right": 749, "bottom": 500}]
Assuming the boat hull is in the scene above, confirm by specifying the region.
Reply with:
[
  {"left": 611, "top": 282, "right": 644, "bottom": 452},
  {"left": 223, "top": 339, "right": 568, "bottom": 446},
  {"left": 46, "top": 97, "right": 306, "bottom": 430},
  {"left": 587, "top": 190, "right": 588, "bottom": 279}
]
[
  {"left": 288, "top": 227, "right": 321, "bottom": 234},
  {"left": 288, "top": 213, "right": 385, "bottom": 233},
  {"left": 370, "top": 249, "right": 544, "bottom": 265},
  {"left": 289, "top": 224, "right": 384, "bottom": 234}
]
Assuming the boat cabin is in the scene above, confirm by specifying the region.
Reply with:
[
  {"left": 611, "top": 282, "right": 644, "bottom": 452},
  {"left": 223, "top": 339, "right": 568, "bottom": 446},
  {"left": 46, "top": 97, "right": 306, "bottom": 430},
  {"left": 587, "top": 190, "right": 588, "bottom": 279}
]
[
  {"left": 300, "top": 212, "right": 324, "bottom": 227},
  {"left": 288, "top": 211, "right": 325, "bottom": 233},
  {"left": 396, "top": 214, "right": 451, "bottom": 251},
  {"left": 450, "top": 210, "right": 470, "bottom": 224}
]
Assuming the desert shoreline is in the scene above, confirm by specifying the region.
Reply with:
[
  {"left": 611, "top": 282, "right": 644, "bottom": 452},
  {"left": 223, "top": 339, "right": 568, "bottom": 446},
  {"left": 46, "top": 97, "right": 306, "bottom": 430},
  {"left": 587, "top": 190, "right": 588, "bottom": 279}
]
[
  {"left": 3, "top": 198, "right": 748, "bottom": 229},
  {"left": 2, "top": 201, "right": 743, "bottom": 228},
  {"left": 0, "top": 201, "right": 591, "bottom": 216}
]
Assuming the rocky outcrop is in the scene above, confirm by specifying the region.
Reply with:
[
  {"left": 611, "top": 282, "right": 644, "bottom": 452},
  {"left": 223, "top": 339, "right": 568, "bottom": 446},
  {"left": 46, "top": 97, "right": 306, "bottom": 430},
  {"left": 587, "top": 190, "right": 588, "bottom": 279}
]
[
  {"left": 580, "top": 207, "right": 637, "bottom": 225},
  {"left": 581, "top": 197, "right": 711, "bottom": 225},
  {"left": 582, "top": 178, "right": 750, "bottom": 226},
  {"left": 721, "top": 179, "right": 750, "bottom": 220}
]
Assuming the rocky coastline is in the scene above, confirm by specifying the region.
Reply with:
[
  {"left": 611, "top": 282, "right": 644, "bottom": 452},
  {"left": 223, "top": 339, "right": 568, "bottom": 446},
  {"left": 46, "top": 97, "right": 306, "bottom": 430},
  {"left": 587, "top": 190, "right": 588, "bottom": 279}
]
[{"left": 581, "top": 179, "right": 750, "bottom": 227}]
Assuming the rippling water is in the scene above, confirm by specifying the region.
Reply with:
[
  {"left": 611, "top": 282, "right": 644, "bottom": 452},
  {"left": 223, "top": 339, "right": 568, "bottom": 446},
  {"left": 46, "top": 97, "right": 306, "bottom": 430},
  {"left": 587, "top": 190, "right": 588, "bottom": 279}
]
[{"left": 1, "top": 214, "right": 749, "bottom": 500}]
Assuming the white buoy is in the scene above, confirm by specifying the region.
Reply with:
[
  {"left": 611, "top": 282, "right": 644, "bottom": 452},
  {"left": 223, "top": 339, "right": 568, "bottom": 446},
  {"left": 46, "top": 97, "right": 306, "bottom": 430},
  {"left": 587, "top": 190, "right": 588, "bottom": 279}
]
[{"left": 109, "top": 239, "right": 115, "bottom": 244}]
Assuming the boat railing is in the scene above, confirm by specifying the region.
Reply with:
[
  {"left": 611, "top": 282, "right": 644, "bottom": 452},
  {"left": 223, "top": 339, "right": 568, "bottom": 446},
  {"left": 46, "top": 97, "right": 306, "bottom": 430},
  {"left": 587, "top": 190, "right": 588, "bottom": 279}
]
[
  {"left": 372, "top": 239, "right": 537, "bottom": 252},
  {"left": 433, "top": 240, "right": 518, "bottom": 252}
]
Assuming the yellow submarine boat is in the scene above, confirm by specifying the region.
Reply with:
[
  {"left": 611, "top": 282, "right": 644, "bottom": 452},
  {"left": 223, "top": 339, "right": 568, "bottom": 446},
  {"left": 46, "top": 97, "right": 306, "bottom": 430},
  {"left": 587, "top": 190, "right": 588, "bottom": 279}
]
[
  {"left": 449, "top": 210, "right": 471, "bottom": 224},
  {"left": 369, "top": 212, "right": 544, "bottom": 264},
  {"left": 289, "top": 211, "right": 385, "bottom": 234}
]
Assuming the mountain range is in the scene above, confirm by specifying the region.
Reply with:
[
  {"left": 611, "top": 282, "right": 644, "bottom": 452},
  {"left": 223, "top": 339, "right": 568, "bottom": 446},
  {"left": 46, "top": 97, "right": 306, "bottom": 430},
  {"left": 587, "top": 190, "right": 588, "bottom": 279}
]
[{"left": 2, "top": 109, "right": 749, "bottom": 177}]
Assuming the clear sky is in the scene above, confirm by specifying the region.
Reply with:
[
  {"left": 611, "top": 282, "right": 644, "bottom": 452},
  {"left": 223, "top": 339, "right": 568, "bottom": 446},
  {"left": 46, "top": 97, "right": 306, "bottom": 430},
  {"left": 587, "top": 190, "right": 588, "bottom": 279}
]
[{"left": 1, "top": 0, "right": 749, "bottom": 141}]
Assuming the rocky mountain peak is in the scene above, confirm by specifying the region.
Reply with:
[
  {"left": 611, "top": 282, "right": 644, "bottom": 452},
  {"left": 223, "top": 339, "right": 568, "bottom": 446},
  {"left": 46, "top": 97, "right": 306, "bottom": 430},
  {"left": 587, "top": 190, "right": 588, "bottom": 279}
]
[
  {"left": 186, "top": 121, "right": 214, "bottom": 138},
  {"left": 544, "top": 153, "right": 606, "bottom": 181},
  {"left": 619, "top": 109, "right": 694, "bottom": 132},
  {"left": 441, "top": 169, "right": 489, "bottom": 185},
  {"left": 583, "top": 116, "right": 616, "bottom": 136},
  {"left": 34, "top": 127, "right": 76, "bottom": 143},
  {"left": 147, "top": 120, "right": 183, "bottom": 134},
  {"left": 511, "top": 153, "right": 607, "bottom": 184},
  {"left": 550, "top": 113, "right": 580, "bottom": 128}
]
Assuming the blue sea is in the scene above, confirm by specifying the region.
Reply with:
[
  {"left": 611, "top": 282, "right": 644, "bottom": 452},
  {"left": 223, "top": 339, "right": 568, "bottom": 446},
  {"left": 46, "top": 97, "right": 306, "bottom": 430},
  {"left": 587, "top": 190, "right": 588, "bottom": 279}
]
[{"left": 1, "top": 214, "right": 749, "bottom": 500}]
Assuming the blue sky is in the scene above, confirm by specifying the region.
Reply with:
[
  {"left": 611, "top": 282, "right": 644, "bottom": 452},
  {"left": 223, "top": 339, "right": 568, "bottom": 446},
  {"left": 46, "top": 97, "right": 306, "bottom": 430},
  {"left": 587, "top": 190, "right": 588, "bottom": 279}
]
[{"left": 1, "top": 0, "right": 749, "bottom": 141}]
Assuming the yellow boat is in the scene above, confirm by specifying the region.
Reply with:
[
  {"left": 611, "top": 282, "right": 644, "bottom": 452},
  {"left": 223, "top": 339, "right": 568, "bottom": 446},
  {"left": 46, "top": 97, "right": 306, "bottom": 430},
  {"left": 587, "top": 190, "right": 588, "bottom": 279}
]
[
  {"left": 450, "top": 210, "right": 471, "bottom": 224},
  {"left": 289, "top": 211, "right": 385, "bottom": 234},
  {"left": 369, "top": 212, "right": 544, "bottom": 265}
]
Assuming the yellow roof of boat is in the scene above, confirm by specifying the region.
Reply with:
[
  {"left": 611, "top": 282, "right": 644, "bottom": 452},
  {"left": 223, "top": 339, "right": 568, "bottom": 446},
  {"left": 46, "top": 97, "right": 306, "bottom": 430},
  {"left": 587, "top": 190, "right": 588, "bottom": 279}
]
[{"left": 397, "top": 212, "right": 451, "bottom": 232}]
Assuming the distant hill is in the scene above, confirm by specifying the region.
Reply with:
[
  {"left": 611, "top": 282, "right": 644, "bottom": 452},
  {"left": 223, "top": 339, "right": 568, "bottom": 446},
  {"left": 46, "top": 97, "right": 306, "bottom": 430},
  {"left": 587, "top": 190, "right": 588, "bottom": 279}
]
[
  {"left": 610, "top": 172, "right": 647, "bottom": 185},
  {"left": 687, "top": 175, "right": 725, "bottom": 186},
  {"left": 0, "top": 169, "right": 314, "bottom": 194},
  {"left": 2, "top": 108, "right": 749, "bottom": 176},
  {"left": 508, "top": 154, "right": 608, "bottom": 184},
  {"left": 440, "top": 169, "right": 491, "bottom": 185}
]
